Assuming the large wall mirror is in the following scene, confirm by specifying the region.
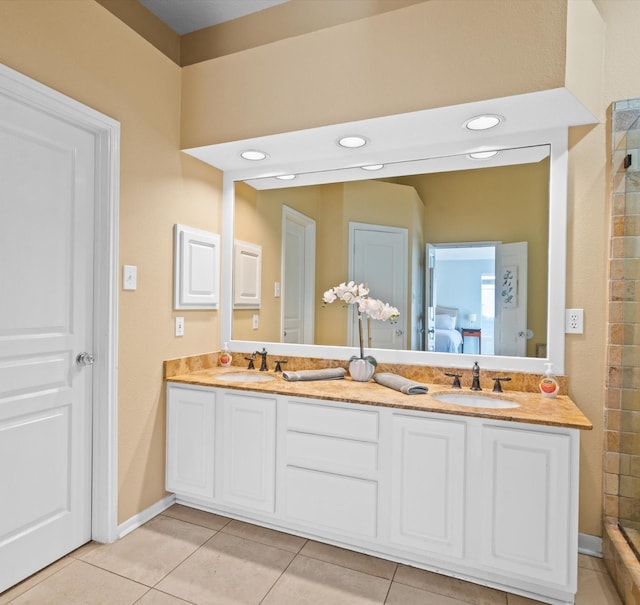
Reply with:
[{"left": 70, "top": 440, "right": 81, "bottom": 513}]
[
  {"left": 233, "top": 145, "right": 550, "bottom": 360},
  {"left": 219, "top": 134, "right": 568, "bottom": 374},
  {"left": 186, "top": 95, "right": 589, "bottom": 374}
]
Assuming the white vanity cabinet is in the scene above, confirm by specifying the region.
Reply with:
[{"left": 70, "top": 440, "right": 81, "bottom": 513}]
[
  {"left": 389, "top": 413, "right": 466, "bottom": 559},
  {"left": 166, "top": 384, "right": 277, "bottom": 515},
  {"left": 219, "top": 391, "right": 277, "bottom": 513},
  {"left": 166, "top": 381, "right": 580, "bottom": 605},
  {"left": 282, "top": 398, "right": 380, "bottom": 540},
  {"left": 478, "top": 425, "right": 575, "bottom": 588},
  {"left": 166, "top": 384, "right": 216, "bottom": 501}
]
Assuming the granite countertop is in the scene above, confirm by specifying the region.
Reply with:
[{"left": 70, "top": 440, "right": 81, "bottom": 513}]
[{"left": 166, "top": 366, "right": 593, "bottom": 431}]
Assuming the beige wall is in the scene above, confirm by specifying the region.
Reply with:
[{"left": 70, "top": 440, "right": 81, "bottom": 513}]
[
  {"left": 181, "top": 0, "right": 568, "bottom": 147},
  {"left": 1, "top": 0, "right": 633, "bottom": 539},
  {"left": 181, "top": 0, "right": 428, "bottom": 65},
  {"left": 0, "top": 1, "right": 222, "bottom": 524}
]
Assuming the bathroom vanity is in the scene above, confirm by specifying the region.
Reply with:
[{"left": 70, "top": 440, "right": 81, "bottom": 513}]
[{"left": 165, "top": 365, "right": 591, "bottom": 605}]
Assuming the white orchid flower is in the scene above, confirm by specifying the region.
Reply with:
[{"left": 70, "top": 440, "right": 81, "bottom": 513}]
[
  {"left": 322, "top": 289, "right": 337, "bottom": 304},
  {"left": 322, "top": 280, "right": 400, "bottom": 360},
  {"left": 359, "top": 298, "right": 399, "bottom": 321}
]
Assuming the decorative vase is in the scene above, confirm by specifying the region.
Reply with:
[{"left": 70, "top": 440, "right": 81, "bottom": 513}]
[{"left": 349, "top": 357, "right": 376, "bottom": 382}]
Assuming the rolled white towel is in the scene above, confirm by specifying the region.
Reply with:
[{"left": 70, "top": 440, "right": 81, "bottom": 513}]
[
  {"left": 374, "top": 372, "right": 428, "bottom": 395},
  {"left": 282, "top": 367, "right": 346, "bottom": 382}
]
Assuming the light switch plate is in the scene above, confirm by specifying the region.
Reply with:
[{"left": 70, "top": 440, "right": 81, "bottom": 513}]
[
  {"left": 175, "top": 317, "right": 184, "bottom": 337},
  {"left": 123, "top": 265, "right": 137, "bottom": 290}
]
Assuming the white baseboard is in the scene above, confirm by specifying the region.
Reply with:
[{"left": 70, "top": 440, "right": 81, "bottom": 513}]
[
  {"left": 578, "top": 533, "right": 603, "bottom": 558},
  {"left": 117, "top": 494, "right": 176, "bottom": 539},
  {"left": 116, "top": 497, "right": 605, "bottom": 562}
]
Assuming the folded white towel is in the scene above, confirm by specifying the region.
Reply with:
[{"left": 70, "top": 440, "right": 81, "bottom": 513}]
[
  {"left": 374, "top": 372, "right": 428, "bottom": 395},
  {"left": 282, "top": 368, "right": 346, "bottom": 382}
]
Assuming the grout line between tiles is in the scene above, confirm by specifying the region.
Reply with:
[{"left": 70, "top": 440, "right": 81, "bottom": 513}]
[
  {"left": 391, "top": 566, "right": 509, "bottom": 605},
  {"left": 257, "top": 549, "right": 301, "bottom": 604},
  {"left": 0, "top": 557, "right": 76, "bottom": 604},
  {"left": 133, "top": 586, "right": 199, "bottom": 605},
  {"left": 297, "top": 548, "right": 398, "bottom": 581},
  {"left": 76, "top": 558, "right": 157, "bottom": 590},
  {"left": 147, "top": 529, "right": 221, "bottom": 590},
  {"left": 159, "top": 511, "right": 232, "bottom": 532}
]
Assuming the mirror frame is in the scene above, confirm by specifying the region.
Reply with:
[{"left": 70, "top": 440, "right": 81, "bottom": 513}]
[{"left": 220, "top": 127, "right": 568, "bottom": 374}]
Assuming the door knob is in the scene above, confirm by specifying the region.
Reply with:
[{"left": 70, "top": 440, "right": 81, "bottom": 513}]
[
  {"left": 76, "top": 352, "right": 95, "bottom": 366},
  {"left": 395, "top": 329, "right": 404, "bottom": 336}
]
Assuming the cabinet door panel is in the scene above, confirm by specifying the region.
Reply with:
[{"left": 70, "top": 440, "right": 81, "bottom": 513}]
[
  {"left": 166, "top": 386, "right": 215, "bottom": 500},
  {"left": 390, "top": 415, "right": 466, "bottom": 558},
  {"left": 221, "top": 392, "right": 276, "bottom": 512},
  {"left": 481, "top": 426, "right": 571, "bottom": 585},
  {"left": 285, "top": 466, "right": 377, "bottom": 538}
]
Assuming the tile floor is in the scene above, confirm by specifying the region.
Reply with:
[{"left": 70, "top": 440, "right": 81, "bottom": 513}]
[{"left": 0, "top": 504, "right": 624, "bottom": 605}]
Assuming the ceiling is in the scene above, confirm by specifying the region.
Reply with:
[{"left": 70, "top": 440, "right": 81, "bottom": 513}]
[{"left": 137, "top": 0, "right": 290, "bottom": 34}]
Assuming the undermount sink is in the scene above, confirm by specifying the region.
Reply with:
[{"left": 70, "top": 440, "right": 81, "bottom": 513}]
[
  {"left": 216, "top": 372, "right": 276, "bottom": 383},
  {"left": 431, "top": 392, "right": 520, "bottom": 409}
]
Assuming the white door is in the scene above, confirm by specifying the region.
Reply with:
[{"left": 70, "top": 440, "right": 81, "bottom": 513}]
[
  {"left": 282, "top": 206, "right": 315, "bottom": 344},
  {"left": 349, "top": 223, "right": 407, "bottom": 350},
  {"left": 495, "top": 242, "right": 528, "bottom": 356},
  {"left": 0, "top": 90, "right": 95, "bottom": 591}
]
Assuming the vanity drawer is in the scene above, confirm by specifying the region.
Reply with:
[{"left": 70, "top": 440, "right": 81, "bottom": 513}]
[
  {"left": 286, "top": 431, "right": 378, "bottom": 476},
  {"left": 286, "top": 400, "right": 379, "bottom": 441},
  {"left": 284, "top": 465, "right": 378, "bottom": 538}
]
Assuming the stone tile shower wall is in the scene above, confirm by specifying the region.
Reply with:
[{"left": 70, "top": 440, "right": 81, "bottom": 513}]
[{"left": 604, "top": 99, "right": 640, "bottom": 604}]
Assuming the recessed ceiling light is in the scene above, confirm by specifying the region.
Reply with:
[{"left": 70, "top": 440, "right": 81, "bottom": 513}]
[
  {"left": 240, "top": 149, "right": 268, "bottom": 161},
  {"left": 361, "top": 164, "right": 384, "bottom": 171},
  {"left": 468, "top": 150, "right": 500, "bottom": 160},
  {"left": 464, "top": 114, "right": 504, "bottom": 131},
  {"left": 338, "top": 135, "right": 367, "bottom": 149},
  {"left": 276, "top": 174, "right": 296, "bottom": 180}
]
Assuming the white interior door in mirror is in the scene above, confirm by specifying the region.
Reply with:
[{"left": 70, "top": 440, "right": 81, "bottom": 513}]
[
  {"left": 174, "top": 224, "right": 220, "bottom": 310},
  {"left": 282, "top": 206, "right": 316, "bottom": 344},
  {"left": 234, "top": 240, "right": 262, "bottom": 309},
  {"left": 496, "top": 242, "right": 528, "bottom": 357},
  {"left": 349, "top": 223, "right": 408, "bottom": 350}
]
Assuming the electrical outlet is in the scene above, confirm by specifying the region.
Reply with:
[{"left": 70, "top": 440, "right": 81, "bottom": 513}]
[
  {"left": 565, "top": 308, "right": 584, "bottom": 334},
  {"left": 252, "top": 314, "right": 259, "bottom": 330}
]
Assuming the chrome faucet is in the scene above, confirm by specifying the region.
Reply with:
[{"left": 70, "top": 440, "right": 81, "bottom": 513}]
[
  {"left": 470, "top": 361, "right": 482, "bottom": 391},
  {"left": 256, "top": 348, "right": 268, "bottom": 371}
]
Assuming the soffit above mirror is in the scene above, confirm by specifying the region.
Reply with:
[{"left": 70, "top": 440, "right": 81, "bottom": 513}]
[{"left": 183, "top": 88, "right": 597, "bottom": 180}]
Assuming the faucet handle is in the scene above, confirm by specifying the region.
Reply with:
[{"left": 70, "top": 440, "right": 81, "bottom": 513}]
[
  {"left": 274, "top": 359, "right": 288, "bottom": 373},
  {"left": 492, "top": 377, "right": 512, "bottom": 393},
  {"left": 444, "top": 372, "right": 462, "bottom": 389},
  {"left": 245, "top": 354, "right": 256, "bottom": 370}
]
